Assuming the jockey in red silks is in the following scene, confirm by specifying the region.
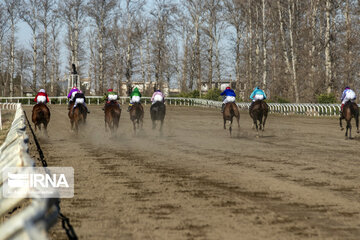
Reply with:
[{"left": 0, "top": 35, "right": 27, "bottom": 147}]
[{"left": 34, "top": 89, "right": 50, "bottom": 104}]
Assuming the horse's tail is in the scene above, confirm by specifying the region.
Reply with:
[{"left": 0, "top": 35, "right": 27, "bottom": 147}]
[
  {"left": 111, "top": 107, "right": 120, "bottom": 123},
  {"left": 77, "top": 104, "right": 87, "bottom": 120},
  {"left": 230, "top": 102, "right": 238, "bottom": 117}
]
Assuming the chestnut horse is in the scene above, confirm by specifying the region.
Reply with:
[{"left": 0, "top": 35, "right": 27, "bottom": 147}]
[
  {"left": 340, "top": 101, "right": 359, "bottom": 139},
  {"left": 129, "top": 102, "right": 144, "bottom": 134},
  {"left": 249, "top": 100, "right": 268, "bottom": 137},
  {"left": 68, "top": 102, "right": 87, "bottom": 134},
  {"left": 32, "top": 103, "right": 50, "bottom": 137},
  {"left": 104, "top": 101, "right": 121, "bottom": 134},
  {"left": 150, "top": 101, "right": 166, "bottom": 133},
  {"left": 223, "top": 102, "right": 240, "bottom": 136}
]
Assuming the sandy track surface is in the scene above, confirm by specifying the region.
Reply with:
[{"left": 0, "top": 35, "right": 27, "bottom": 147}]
[{"left": 23, "top": 104, "right": 360, "bottom": 240}]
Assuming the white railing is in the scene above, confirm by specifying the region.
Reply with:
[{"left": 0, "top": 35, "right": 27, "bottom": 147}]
[
  {"left": 0, "top": 104, "right": 58, "bottom": 240},
  {"left": 0, "top": 103, "right": 18, "bottom": 130},
  {"left": 1, "top": 96, "right": 355, "bottom": 117}
]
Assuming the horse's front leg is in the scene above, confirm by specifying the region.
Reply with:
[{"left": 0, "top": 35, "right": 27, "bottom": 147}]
[
  {"left": 132, "top": 120, "right": 136, "bottom": 133},
  {"left": 229, "top": 119, "right": 233, "bottom": 136},
  {"left": 160, "top": 119, "right": 164, "bottom": 132},
  {"left": 339, "top": 116, "right": 344, "bottom": 131},
  {"left": 223, "top": 118, "right": 226, "bottom": 129},
  {"left": 105, "top": 120, "right": 108, "bottom": 132},
  {"left": 262, "top": 115, "right": 268, "bottom": 132}
]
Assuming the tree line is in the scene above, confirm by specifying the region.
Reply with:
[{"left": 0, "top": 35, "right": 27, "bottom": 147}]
[{"left": 0, "top": 0, "right": 359, "bottom": 103}]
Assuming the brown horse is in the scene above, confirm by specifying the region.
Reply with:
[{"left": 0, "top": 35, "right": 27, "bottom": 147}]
[
  {"left": 129, "top": 102, "right": 144, "bottom": 134},
  {"left": 340, "top": 101, "right": 359, "bottom": 139},
  {"left": 32, "top": 103, "right": 50, "bottom": 137},
  {"left": 249, "top": 100, "right": 268, "bottom": 137},
  {"left": 223, "top": 102, "right": 240, "bottom": 136},
  {"left": 68, "top": 102, "right": 87, "bottom": 134},
  {"left": 104, "top": 101, "right": 121, "bottom": 134}
]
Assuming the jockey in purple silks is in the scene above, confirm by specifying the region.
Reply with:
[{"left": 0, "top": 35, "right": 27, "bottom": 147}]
[
  {"left": 67, "top": 86, "right": 80, "bottom": 109},
  {"left": 67, "top": 87, "right": 90, "bottom": 113},
  {"left": 151, "top": 89, "right": 165, "bottom": 104},
  {"left": 340, "top": 86, "right": 356, "bottom": 113}
]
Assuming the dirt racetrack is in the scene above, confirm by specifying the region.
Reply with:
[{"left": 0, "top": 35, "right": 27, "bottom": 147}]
[{"left": 23, "top": 104, "right": 360, "bottom": 240}]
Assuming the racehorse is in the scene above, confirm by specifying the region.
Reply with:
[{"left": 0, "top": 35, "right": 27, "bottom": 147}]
[
  {"left": 249, "top": 100, "right": 268, "bottom": 137},
  {"left": 150, "top": 101, "right": 166, "bottom": 133},
  {"left": 340, "top": 101, "right": 359, "bottom": 139},
  {"left": 104, "top": 101, "right": 121, "bottom": 134},
  {"left": 223, "top": 102, "right": 240, "bottom": 136},
  {"left": 129, "top": 102, "right": 144, "bottom": 134},
  {"left": 68, "top": 102, "right": 87, "bottom": 134},
  {"left": 32, "top": 103, "right": 50, "bottom": 137}
]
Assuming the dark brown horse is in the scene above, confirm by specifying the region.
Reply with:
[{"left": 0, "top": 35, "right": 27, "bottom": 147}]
[
  {"left": 340, "top": 101, "right": 359, "bottom": 139},
  {"left": 104, "top": 101, "right": 121, "bottom": 134},
  {"left": 223, "top": 102, "right": 240, "bottom": 136},
  {"left": 150, "top": 101, "right": 166, "bottom": 133},
  {"left": 32, "top": 103, "right": 50, "bottom": 137},
  {"left": 68, "top": 102, "right": 87, "bottom": 134},
  {"left": 249, "top": 100, "right": 268, "bottom": 137},
  {"left": 129, "top": 102, "right": 144, "bottom": 134}
]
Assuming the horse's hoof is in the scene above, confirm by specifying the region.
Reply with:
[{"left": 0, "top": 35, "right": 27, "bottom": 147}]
[
  {"left": 340, "top": 128, "right": 344, "bottom": 131},
  {"left": 357, "top": 130, "right": 360, "bottom": 134}
]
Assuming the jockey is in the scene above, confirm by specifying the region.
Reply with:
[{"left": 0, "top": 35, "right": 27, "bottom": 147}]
[
  {"left": 106, "top": 88, "right": 119, "bottom": 103},
  {"left": 102, "top": 88, "right": 120, "bottom": 110},
  {"left": 249, "top": 86, "right": 267, "bottom": 110},
  {"left": 34, "top": 89, "right": 50, "bottom": 104},
  {"left": 341, "top": 86, "right": 356, "bottom": 112},
  {"left": 151, "top": 89, "right": 165, "bottom": 104},
  {"left": 73, "top": 90, "right": 90, "bottom": 113},
  {"left": 220, "top": 86, "right": 236, "bottom": 113},
  {"left": 67, "top": 86, "right": 80, "bottom": 109},
  {"left": 127, "top": 87, "right": 141, "bottom": 112}
]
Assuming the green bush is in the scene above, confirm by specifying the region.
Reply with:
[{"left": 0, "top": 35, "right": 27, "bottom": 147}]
[
  {"left": 317, "top": 93, "right": 336, "bottom": 104},
  {"left": 202, "top": 88, "right": 222, "bottom": 101}
]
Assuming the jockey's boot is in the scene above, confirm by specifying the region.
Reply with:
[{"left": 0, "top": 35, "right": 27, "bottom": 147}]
[
  {"left": 127, "top": 105, "right": 132, "bottom": 112},
  {"left": 221, "top": 103, "right": 225, "bottom": 113}
]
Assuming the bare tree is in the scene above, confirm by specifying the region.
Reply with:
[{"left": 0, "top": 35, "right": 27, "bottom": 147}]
[
  {"left": 0, "top": 2, "right": 10, "bottom": 96},
  {"left": 86, "top": 0, "right": 116, "bottom": 94},
  {"left": 151, "top": 0, "right": 176, "bottom": 91},
  {"left": 185, "top": 0, "right": 205, "bottom": 94},
  {"left": 38, "top": 0, "right": 55, "bottom": 90},
  {"left": 4, "top": 0, "right": 20, "bottom": 97},
  {"left": 60, "top": 0, "right": 86, "bottom": 78},
  {"left": 20, "top": 0, "right": 40, "bottom": 93},
  {"left": 325, "top": 0, "right": 333, "bottom": 93},
  {"left": 224, "top": 0, "right": 245, "bottom": 94},
  {"left": 49, "top": 10, "right": 61, "bottom": 95},
  {"left": 16, "top": 48, "right": 31, "bottom": 96}
]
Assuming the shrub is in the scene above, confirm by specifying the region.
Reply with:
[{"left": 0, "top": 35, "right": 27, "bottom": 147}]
[
  {"left": 203, "top": 88, "right": 222, "bottom": 101},
  {"left": 317, "top": 93, "right": 336, "bottom": 104}
]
